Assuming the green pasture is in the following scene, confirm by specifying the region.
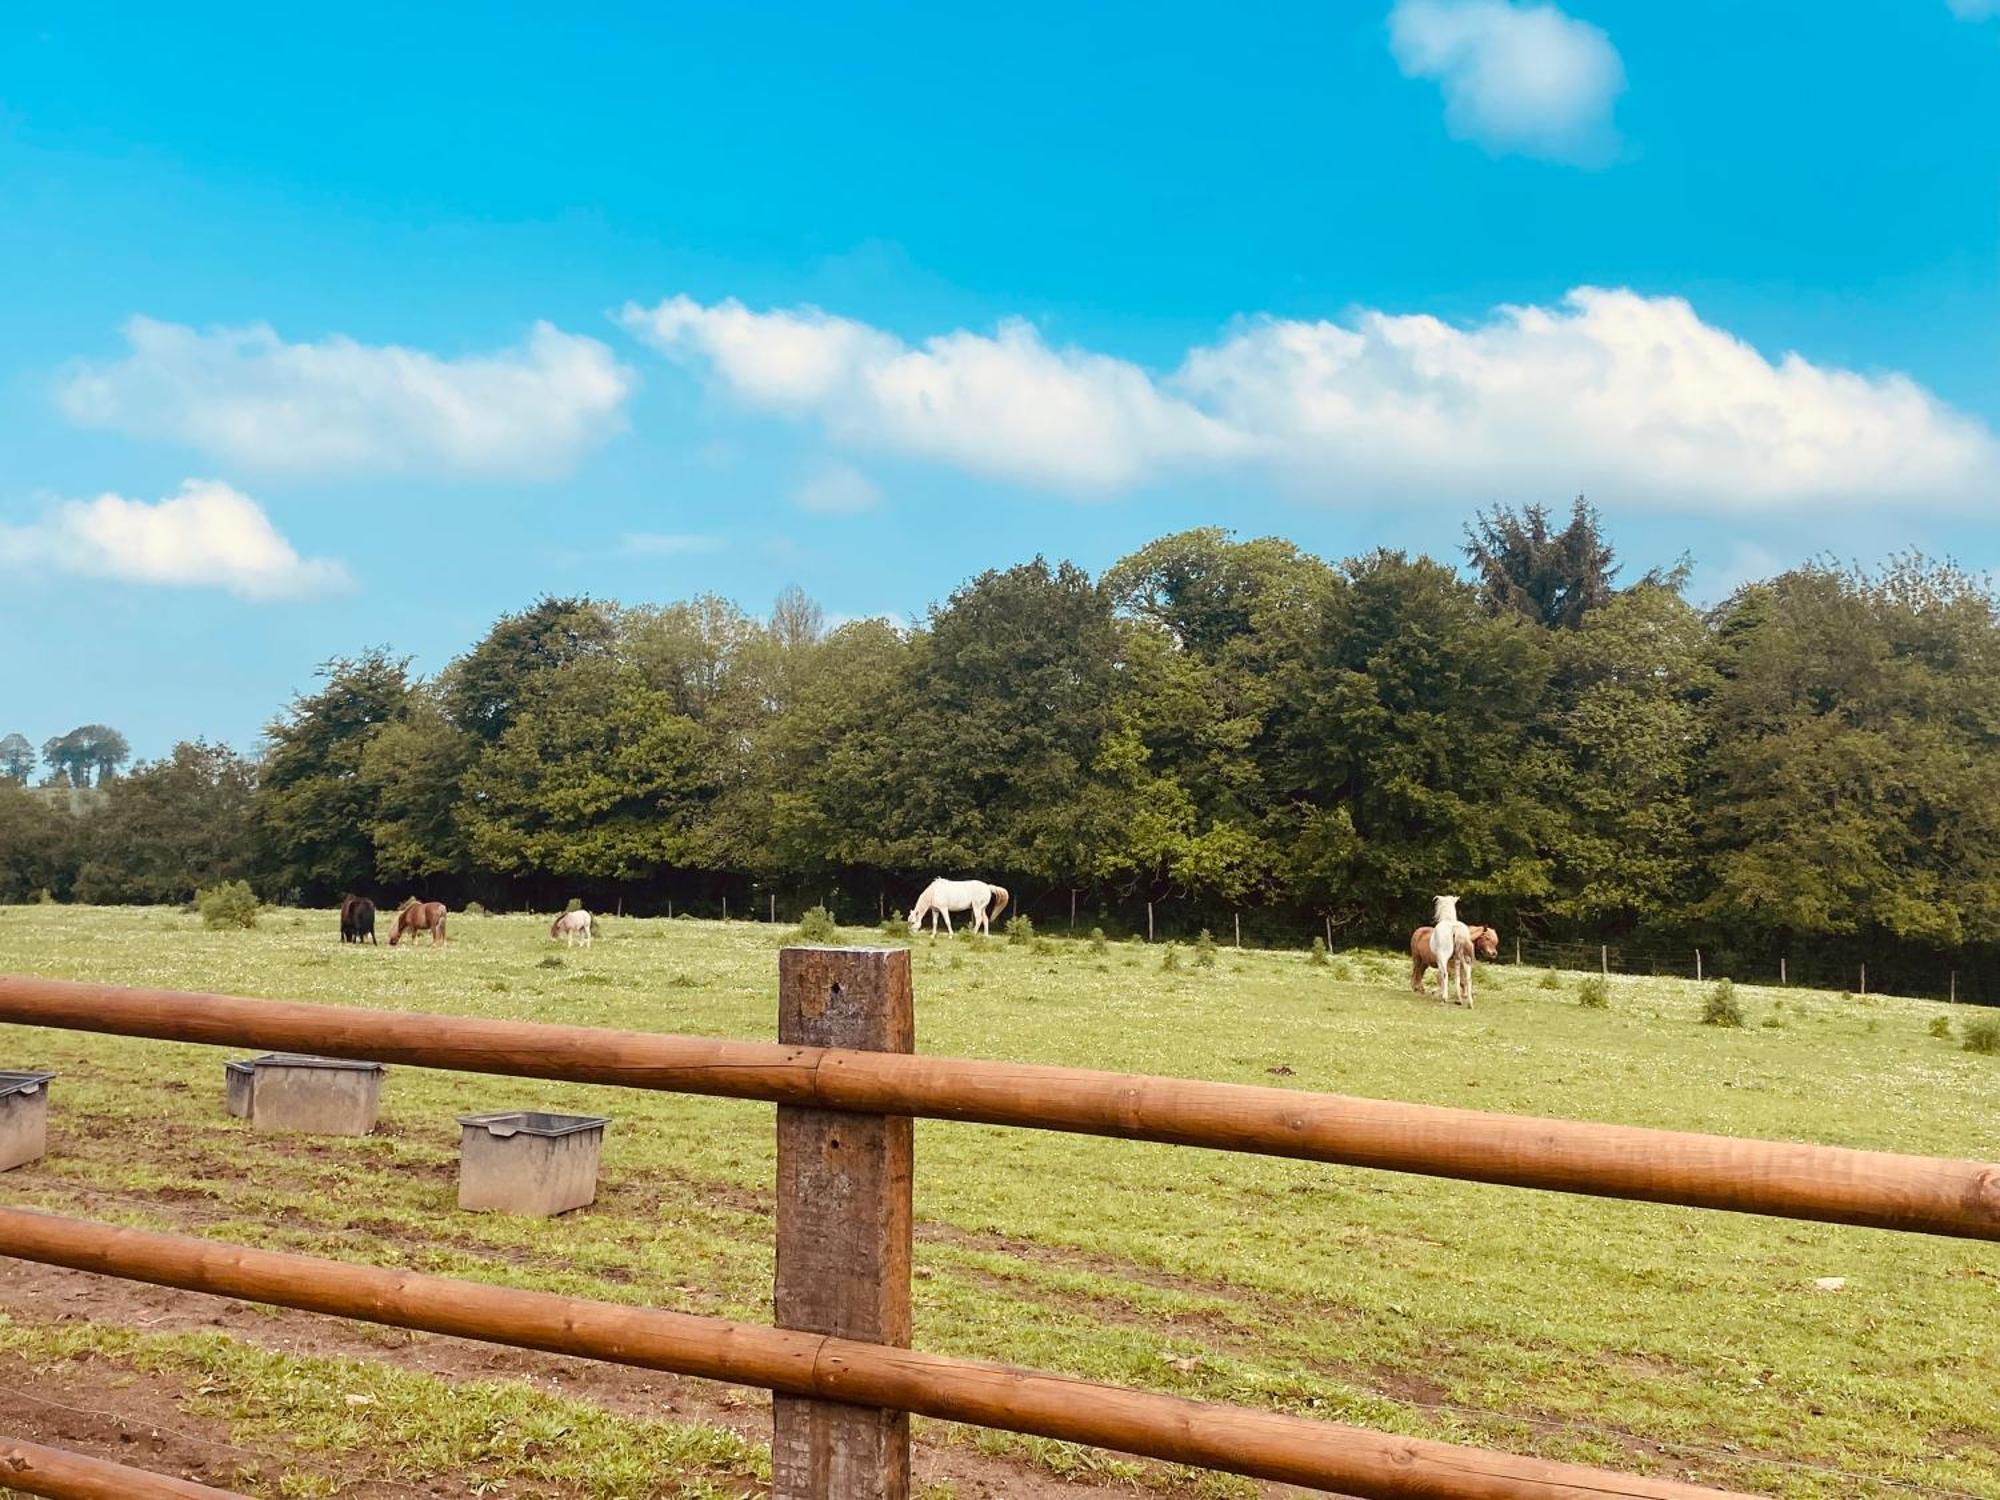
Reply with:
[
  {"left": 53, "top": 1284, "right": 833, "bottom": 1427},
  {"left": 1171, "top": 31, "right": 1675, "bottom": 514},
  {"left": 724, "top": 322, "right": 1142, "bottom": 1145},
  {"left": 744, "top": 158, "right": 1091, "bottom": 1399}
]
[{"left": 0, "top": 905, "right": 1995, "bottom": 1498}]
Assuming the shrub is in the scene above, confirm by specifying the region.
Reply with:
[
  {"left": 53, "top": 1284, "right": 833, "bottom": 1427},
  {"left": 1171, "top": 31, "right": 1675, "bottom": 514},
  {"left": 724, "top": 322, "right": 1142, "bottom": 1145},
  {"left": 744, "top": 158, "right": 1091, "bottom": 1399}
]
[
  {"left": 1308, "top": 936, "right": 1330, "bottom": 967},
  {"left": 1927, "top": 1015, "right": 1954, "bottom": 1040},
  {"left": 196, "top": 880, "right": 259, "bottom": 930},
  {"left": 1194, "top": 929, "right": 1218, "bottom": 969},
  {"left": 1963, "top": 1017, "right": 2000, "bottom": 1056},
  {"left": 1537, "top": 969, "right": 1562, "bottom": 990},
  {"left": 1160, "top": 944, "right": 1181, "bottom": 973},
  {"left": 1577, "top": 975, "right": 1610, "bottom": 1009},
  {"left": 1759, "top": 1014, "right": 1786, "bottom": 1029},
  {"left": 1089, "top": 926, "right": 1108, "bottom": 955},
  {"left": 793, "top": 904, "right": 839, "bottom": 943},
  {"left": 464, "top": 900, "right": 488, "bottom": 917},
  {"left": 1329, "top": 958, "right": 1353, "bottom": 981},
  {"left": 881, "top": 909, "right": 906, "bottom": 939},
  {"left": 1701, "top": 979, "right": 1743, "bottom": 1028},
  {"left": 565, "top": 897, "right": 584, "bottom": 913},
  {"left": 1006, "top": 914, "right": 1035, "bottom": 946}
]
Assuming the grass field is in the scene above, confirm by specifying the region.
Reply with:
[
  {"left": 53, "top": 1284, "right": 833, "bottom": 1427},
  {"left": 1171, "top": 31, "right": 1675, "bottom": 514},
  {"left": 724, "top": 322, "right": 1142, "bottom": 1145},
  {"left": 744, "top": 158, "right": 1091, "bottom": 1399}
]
[{"left": 0, "top": 905, "right": 1995, "bottom": 1499}]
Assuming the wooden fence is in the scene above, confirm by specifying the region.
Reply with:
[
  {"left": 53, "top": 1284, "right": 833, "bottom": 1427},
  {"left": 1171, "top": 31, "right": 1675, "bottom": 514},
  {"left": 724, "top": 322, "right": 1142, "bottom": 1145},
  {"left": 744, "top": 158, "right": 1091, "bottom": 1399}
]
[{"left": 0, "top": 952, "right": 1995, "bottom": 1500}]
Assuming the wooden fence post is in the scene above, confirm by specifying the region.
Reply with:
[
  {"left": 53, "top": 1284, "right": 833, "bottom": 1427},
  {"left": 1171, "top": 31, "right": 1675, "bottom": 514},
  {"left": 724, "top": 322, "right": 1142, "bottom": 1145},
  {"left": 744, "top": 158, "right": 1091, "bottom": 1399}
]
[
  {"left": 1147, "top": 901, "right": 1155, "bottom": 943},
  {"left": 1512, "top": 936, "right": 1521, "bottom": 966},
  {"left": 1695, "top": 949, "right": 1703, "bottom": 983},
  {"left": 723, "top": 897, "right": 729, "bottom": 922},
  {"left": 1860, "top": 962, "right": 1867, "bottom": 996},
  {"left": 1780, "top": 956, "right": 1786, "bottom": 986},
  {"left": 771, "top": 893, "right": 778, "bottom": 924},
  {"left": 1234, "top": 912, "right": 1241, "bottom": 949},
  {"left": 1950, "top": 970, "right": 1957, "bottom": 1003},
  {"left": 1599, "top": 944, "right": 1608, "bottom": 978},
  {"left": 774, "top": 947, "right": 914, "bottom": 1500},
  {"left": 1323, "top": 915, "right": 1332, "bottom": 951}
]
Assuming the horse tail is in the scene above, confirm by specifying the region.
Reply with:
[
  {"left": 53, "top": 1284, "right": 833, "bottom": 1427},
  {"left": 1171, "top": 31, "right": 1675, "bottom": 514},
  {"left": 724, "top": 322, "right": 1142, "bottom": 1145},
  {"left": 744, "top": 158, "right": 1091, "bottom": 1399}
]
[{"left": 987, "top": 885, "right": 1010, "bottom": 923}]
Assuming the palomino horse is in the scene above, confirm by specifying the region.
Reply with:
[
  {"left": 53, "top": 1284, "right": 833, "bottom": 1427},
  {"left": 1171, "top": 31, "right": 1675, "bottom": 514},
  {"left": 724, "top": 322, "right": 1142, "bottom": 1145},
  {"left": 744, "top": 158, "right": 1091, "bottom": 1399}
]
[
  {"left": 338, "top": 894, "right": 377, "bottom": 945},
  {"left": 1409, "top": 922, "right": 1500, "bottom": 1005},
  {"left": 908, "top": 878, "right": 1010, "bottom": 936},
  {"left": 389, "top": 900, "right": 449, "bottom": 947},
  {"left": 551, "top": 909, "right": 593, "bottom": 948}
]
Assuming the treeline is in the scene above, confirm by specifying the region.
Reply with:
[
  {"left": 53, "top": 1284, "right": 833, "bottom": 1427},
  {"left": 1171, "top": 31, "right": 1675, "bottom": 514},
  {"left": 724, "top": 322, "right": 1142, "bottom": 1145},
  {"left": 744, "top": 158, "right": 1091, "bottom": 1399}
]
[{"left": 6, "top": 504, "right": 2000, "bottom": 995}]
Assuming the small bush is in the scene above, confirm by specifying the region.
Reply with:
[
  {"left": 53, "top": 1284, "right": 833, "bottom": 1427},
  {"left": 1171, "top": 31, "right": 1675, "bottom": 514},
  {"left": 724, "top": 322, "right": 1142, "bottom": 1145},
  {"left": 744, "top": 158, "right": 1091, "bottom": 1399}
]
[
  {"left": 1701, "top": 979, "right": 1744, "bottom": 1028},
  {"left": 1160, "top": 944, "right": 1181, "bottom": 973},
  {"left": 196, "top": 880, "right": 259, "bottom": 930},
  {"left": 1329, "top": 958, "right": 1353, "bottom": 981},
  {"left": 793, "top": 904, "right": 839, "bottom": 943},
  {"left": 1308, "top": 936, "right": 1330, "bottom": 967},
  {"left": 1006, "top": 913, "right": 1035, "bottom": 946},
  {"left": 1759, "top": 1014, "right": 1786, "bottom": 1029},
  {"left": 565, "top": 897, "right": 584, "bottom": 913},
  {"left": 1089, "top": 927, "right": 1108, "bottom": 955},
  {"left": 1963, "top": 1017, "right": 2000, "bottom": 1056},
  {"left": 1927, "top": 1015, "right": 1954, "bottom": 1040},
  {"left": 1577, "top": 975, "right": 1610, "bottom": 1009},
  {"left": 1537, "top": 969, "right": 1562, "bottom": 991},
  {"left": 1194, "top": 929, "right": 1218, "bottom": 969},
  {"left": 464, "top": 900, "right": 488, "bottom": 917},
  {"left": 537, "top": 955, "right": 564, "bottom": 970},
  {"left": 881, "top": 910, "right": 906, "bottom": 939}
]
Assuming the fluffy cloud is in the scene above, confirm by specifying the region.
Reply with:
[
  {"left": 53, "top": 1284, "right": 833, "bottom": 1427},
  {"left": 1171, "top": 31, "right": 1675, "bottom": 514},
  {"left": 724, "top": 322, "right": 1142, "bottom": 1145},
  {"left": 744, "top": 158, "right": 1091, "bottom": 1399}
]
[
  {"left": 794, "top": 463, "right": 883, "bottom": 516},
  {"left": 59, "top": 318, "right": 634, "bottom": 479},
  {"left": 1948, "top": 0, "right": 2000, "bottom": 17},
  {"left": 0, "top": 480, "right": 350, "bottom": 600},
  {"left": 622, "top": 289, "right": 1999, "bottom": 513},
  {"left": 620, "top": 296, "right": 1244, "bottom": 494},
  {"left": 1388, "top": 0, "right": 1625, "bottom": 165}
]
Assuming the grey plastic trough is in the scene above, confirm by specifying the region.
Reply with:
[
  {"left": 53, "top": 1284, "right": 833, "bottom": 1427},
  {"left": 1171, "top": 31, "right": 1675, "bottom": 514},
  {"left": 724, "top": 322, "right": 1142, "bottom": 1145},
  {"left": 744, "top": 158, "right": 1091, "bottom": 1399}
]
[
  {"left": 228, "top": 1053, "right": 387, "bottom": 1136},
  {"left": 0, "top": 1071, "right": 55, "bottom": 1172},
  {"left": 457, "top": 1111, "right": 609, "bottom": 1217}
]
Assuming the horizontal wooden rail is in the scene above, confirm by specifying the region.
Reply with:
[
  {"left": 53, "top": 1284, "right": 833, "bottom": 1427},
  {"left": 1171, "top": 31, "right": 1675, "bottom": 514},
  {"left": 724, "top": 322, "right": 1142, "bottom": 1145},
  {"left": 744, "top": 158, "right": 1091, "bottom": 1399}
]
[
  {"left": 2, "top": 973, "right": 1995, "bottom": 1239},
  {"left": 0, "top": 1207, "right": 1754, "bottom": 1500},
  {"left": 0, "top": 1436, "right": 245, "bottom": 1499}
]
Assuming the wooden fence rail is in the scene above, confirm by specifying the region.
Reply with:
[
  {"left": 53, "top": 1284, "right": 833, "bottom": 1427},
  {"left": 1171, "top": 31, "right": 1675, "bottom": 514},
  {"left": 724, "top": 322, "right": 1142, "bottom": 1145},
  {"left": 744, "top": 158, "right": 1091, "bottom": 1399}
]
[
  {"left": 0, "top": 973, "right": 1994, "bottom": 1240},
  {"left": 0, "top": 1436, "right": 246, "bottom": 1499},
  {"left": 1, "top": 957, "right": 1995, "bottom": 1500},
  {"left": 0, "top": 1206, "right": 1749, "bottom": 1500}
]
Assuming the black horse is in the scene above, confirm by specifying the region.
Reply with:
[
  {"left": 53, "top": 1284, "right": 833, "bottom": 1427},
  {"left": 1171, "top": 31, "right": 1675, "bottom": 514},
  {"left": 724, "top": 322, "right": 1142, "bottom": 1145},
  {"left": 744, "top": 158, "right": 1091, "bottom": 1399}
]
[{"left": 339, "top": 894, "right": 377, "bottom": 945}]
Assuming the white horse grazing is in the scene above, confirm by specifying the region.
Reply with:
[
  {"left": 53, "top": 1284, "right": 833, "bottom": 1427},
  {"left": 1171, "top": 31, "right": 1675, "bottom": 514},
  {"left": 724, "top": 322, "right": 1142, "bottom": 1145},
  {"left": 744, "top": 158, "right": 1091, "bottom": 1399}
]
[
  {"left": 1431, "top": 894, "right": 1469, "bottom": 1005},
  {"left": 908, "top": 878, "right": 1011, "bottom": 936},
  {"left": 551, "top": 909, "right": 593, "bottom": 948}
]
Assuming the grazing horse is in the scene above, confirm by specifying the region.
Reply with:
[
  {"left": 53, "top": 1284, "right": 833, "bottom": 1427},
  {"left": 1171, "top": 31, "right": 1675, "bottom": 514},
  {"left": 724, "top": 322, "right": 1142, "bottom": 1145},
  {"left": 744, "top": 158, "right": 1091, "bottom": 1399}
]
[
  {"left": 1409, "top": 923, "right": 1500, "bottom": 1004},
  {"left": 389, "top": 900, "right": 449, "bottom": 947},
  {"left": 908, "top": 877, "right": 1011, "bottom": 936},
  {"left": 551, "top": 908, "right": 593, "bottom": 948},
  {"left": 338, "top": 894, "right": 377, "bottom": 945}
]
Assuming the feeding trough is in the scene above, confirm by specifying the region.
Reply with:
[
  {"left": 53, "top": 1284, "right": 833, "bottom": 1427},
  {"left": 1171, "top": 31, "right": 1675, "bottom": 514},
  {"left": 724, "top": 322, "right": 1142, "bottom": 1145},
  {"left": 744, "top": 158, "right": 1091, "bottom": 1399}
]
[
  {"left": 457, "top": 1111, "right": 609, "bottom": 1217},
  {"left": 228, "top": 1054, "right": 386, "bottom": 1136},
  {"left": 0, "top": 1070, "right": 54, "bottom": 1172}
]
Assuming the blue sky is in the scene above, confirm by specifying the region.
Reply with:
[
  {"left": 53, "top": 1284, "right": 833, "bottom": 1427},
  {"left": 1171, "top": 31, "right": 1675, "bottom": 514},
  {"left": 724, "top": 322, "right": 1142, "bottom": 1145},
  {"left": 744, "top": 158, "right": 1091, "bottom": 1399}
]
[{"left": 3, "top": 1, "right": 1998, "bottom": 760}]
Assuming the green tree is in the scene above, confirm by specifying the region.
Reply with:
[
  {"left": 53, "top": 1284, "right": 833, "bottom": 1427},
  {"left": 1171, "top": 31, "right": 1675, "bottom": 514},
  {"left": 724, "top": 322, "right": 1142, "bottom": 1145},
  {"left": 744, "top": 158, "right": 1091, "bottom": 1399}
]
[
  {"left": 361, "top": 689, "right": 475, "bottom": 883},
  {"left": 0, "top": 733, "right": 35, "bottom": 784},
  {"left": 445, "top": 596, "right": 615, "bottom": 741},
  {"left": 73, "top": 742, "right": 258, "bottom": 904},
  {"left": 1464, "top": 497, "right": 1679, "bottom": 631},
  {"left": 257, "top": 650, "right": 412, "bottom": 898},
  {"left": 0, "top": 782, "right": 79, "bottom": 900}
]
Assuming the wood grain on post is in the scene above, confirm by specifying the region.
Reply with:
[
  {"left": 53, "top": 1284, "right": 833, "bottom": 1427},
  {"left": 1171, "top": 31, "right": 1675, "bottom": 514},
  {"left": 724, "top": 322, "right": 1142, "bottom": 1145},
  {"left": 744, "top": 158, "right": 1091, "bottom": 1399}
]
[
  {"left": 0, "top": 1437, "right": 247, "bottom": 1499},
  {"left": 774, "top": 946, "right": 914, "bottom": 1499}
]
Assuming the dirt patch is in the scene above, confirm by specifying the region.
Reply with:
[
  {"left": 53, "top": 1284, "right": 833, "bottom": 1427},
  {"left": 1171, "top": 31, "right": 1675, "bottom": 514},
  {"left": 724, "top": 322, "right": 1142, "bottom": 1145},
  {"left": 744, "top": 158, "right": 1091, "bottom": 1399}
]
[{"left": 0, "top": 1257, "right": 1328, "bottom": 1498}]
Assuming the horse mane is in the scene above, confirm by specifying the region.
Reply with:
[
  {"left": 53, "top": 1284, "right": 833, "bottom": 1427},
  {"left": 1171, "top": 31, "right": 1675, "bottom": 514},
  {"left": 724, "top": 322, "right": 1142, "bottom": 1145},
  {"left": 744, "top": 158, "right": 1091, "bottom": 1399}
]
[{"left": 1432, "top": 894, "right": 1459, "bottom": 925}]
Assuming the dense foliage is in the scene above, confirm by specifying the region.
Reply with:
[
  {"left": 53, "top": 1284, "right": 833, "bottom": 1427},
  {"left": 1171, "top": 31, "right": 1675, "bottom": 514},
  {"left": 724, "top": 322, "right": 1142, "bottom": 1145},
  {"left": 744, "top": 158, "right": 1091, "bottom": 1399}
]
[{"left": 10, "top": 504, "right": 2000, "bottom": 992}]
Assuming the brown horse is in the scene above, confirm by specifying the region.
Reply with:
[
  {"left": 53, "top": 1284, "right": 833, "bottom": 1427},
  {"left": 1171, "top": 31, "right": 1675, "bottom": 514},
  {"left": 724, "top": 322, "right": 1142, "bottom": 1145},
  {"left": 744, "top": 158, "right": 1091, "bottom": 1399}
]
[
  {"left": 338, "top": 894, "right": 376, "bottom": 944},
  {"left": 389, "top": 900, "right": 449, "bottom": 947},
  {"left": 1409, "top": 923, "right": 1500, "bottom": 1004}
]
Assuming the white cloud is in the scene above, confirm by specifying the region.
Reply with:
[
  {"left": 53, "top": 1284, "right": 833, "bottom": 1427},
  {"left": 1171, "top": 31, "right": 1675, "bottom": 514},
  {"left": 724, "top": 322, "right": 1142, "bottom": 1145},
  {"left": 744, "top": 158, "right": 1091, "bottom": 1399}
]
[
  {"left": 1948, "top": 0, "right": 2000, "bottom": 17},
  {"left": 620, "top": 532, "right": 726, "bottom": 557},
  {"left": 620, "top": 296, "right": 1245, "bottom": 494},
  {"left": 620, "top": 289, "right": 2000, "bottom": 514},
  {"left": 1388, "top": 0, "right": 1625, "bottom": 165},
  {"left": 60, "top": 317, "right": 635, "bottom": 479},
  {"left": 794, "top": 463, "right": 883, "bottom": 516},
  {"left": 0, "top": 480, "right": 350, "bottom": 600}
]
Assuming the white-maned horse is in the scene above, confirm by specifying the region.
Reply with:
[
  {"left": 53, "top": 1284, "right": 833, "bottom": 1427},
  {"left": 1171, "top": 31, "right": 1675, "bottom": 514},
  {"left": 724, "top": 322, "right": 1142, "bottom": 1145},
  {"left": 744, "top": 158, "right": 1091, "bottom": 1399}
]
[
  {"left": 909, "top": 878, "right": 1011, "bottom": 936},
  {"left": 1430, "top": 894, "right": 1469, "bottom": 1005},
  {"left": 551, "top": 908, "right": 594, "bottom": 948}
]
